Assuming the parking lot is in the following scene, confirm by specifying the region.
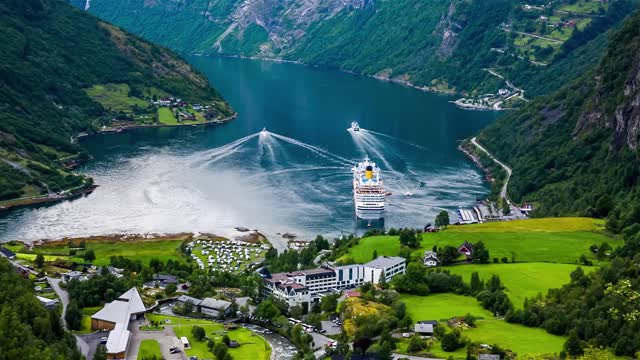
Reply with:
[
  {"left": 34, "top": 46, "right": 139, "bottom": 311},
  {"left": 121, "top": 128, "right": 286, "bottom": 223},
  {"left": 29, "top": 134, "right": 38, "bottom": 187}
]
[{"left": 320, "top": 320, "right": 342, "bottom": 336}]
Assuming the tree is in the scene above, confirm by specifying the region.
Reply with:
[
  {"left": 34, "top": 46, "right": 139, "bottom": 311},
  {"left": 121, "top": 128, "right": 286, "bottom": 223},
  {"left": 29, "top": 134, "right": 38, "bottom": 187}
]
[
  {"left": 437, "top": 246, "right": 460, "bottom": 265},
  {"left": 165, "top": 283, "right": 177, "bottom": 296},
  {"left": 408, "top": 334, "right": 425, "bottom": 352},
  {"left": 35, "top": 254, "right": 45, "bottom": 268},
  {"left": 222, "top": 334, "right": 231, "bottom": 346},
  {"left": 471, "top": 241, "right": 490, "bottom": 264},
  {"left": 208, "top": 339, "right": 216, "bottom": 353},
  {"left": 255, "top": 299, "right": 280, "bottom": 321},
  {"left": 372, "top": 249, "right": 378, "bottom": 259},
  {"left": 441, "top": 330, "right": 464, "bottom": 352},
  {"left": 469, "top": 272, "right": 484, "bottom": 295},
  {"left": 320, "top": 293, "right": 339, "bottom": 313},
  {"left": 399, "top": 229, "right": 420, "bottom": 248},
  {"left": 565, "top": 330, "right": 583, "bottom": 356},
  {"left": 435, "top": 211, "right": 450, "bottom": 228},
  {"left": 83, "top": 249, "right": 96, "bottom": 262},
  {"left": 65, "top": 301, "right": 83, "bottom": 330},
  {"left": 192, "top": 325, "right": 206, "bottom": 341},
  {"left": 378, "top": 271, "right": 388, "bottom": 290},
  {"left": 93, "top": 345, "right": 107, "bottom": 360},
  {"left": 353, "top": 337, "right": 373, "bottom": 358},
  {"left": 213, "top": 343, "right": 228, "bottom": 360}
]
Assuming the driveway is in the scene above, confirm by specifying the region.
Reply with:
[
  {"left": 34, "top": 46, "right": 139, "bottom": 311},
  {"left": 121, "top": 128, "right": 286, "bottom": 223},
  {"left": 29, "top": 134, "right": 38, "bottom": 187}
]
[
  {"left": 310, "top": 332, "right": 332, "bottom": 350},
  {"left": 127, "top": 321, "right": 186, "bottom": 360},
  {"left": 47, "top": 277, "right": 69, "bottom": 318},
  {"left": 76, "top": 332, "right": 105, "bottom": 360}
]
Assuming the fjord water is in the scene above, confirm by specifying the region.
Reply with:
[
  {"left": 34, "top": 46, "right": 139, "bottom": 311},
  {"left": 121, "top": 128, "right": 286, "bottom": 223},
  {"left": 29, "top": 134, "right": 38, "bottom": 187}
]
[{"left": 0, "top": 57, "right": 497, "bottom": 249}]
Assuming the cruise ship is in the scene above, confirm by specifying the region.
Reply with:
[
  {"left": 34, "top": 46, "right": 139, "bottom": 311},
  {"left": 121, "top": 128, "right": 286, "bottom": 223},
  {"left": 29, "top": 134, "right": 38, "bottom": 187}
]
[{"left": 353, "top": 157, "right": 385, "bottom": 219}]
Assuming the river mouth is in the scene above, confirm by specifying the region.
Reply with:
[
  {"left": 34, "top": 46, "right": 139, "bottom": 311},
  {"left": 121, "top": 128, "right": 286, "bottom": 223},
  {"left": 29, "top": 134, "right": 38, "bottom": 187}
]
[{"left": 0, "top": 57, "right": 497, "bottom": 248}]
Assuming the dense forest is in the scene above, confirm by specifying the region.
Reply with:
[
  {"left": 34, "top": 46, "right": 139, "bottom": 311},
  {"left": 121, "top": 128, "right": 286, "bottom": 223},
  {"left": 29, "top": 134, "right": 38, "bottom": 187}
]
[
  {"left": 477, "top": 9, "right": 640, "bottom": 225},
  {"left": 0, "top": 0, "right": 231, "bottom": 202},
  {"left": 0, "top": 258, "right": 81, "bottom": 360}
]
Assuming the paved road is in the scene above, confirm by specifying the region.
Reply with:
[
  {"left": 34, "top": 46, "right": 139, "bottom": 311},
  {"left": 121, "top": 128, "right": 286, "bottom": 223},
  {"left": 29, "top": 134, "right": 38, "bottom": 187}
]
[
  {"left": 392, "top": 353, "right": 441, "bottom": 360},
  {"left": 127, "top": 323, "right": 186, "bottom": 360},
  {"left": 500, "top": 27, "right": 564, "bottom": 44},
  {"left": 470, "top": 137, "right": 512, "bottom": 200},
  {"left": 320, "top": 320, "right": 342, "bottom": 336},
  {"left": 47, "top": 277, "right": 69, "bottom": 328}
]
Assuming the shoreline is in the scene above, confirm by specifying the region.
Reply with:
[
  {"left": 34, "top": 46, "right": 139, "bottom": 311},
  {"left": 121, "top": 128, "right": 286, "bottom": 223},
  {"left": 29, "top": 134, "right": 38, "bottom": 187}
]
[{"left": 0, "top": 184, "right": 98, "bottom": 214}]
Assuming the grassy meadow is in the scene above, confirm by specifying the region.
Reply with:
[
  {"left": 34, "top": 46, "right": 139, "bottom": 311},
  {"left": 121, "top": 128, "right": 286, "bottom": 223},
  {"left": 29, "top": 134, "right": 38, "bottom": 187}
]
[
  {"left": 446, "top": 263, "right": 597, "bottom": 307},
  {"left": 85, "top": 83, "right": 148, "bottom": 113},
  {"left": 344, "top": 218, "right": 618, "bottom": 264},
  {"left": 398, "top": 293, "right": 566, "bottom": 358}
]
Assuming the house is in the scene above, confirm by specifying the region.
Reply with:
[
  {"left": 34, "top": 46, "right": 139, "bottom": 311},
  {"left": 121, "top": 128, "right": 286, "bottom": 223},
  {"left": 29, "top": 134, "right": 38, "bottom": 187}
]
[
  {"left": 91, "top": 287, "right": 146, "bottom": 360},
  {"left": 458, "top": 241, "right": 474, "bottom": 257},
  {"left": 345, "top": 291, "right": 361, "bottom": 298},
  {"left": 478, "top": 355, "right": 500, "bottom": 360},
  {"left": 62, "top": 271, "right": 87, "bottom": 283},
  {"left": 364, "top": 256, "right": 406, "bottom": 284},
  {"left": 36, "top": 295, "right": 59, "bottom": 310},
  {"left": 229, "top": 340, "right": 239, "bottom": 348},
  {"left": 95, "top": 266, "right": 124, "bottom": 278},
  {"left": 423, "top": 251, "right": 440, "bottom": 267},
  {"left": 0, "top": 246, "right": 16, "bottom": 260},
  {"left": 199, "top": 298, "right": 233, "bottom": 318},
  {"left": 414, "top": 320, "right": 438, "bottom": 335},
  {"left": 176, "top": 295, "right": 202, "bottom": 307},
  {"left": 144, "top": 274, "right": 178, "bottom": 289}
]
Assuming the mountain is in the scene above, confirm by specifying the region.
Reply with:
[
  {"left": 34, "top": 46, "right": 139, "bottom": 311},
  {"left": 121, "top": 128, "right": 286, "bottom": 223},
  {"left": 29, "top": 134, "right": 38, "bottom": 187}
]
[
  {"left": 0, "top": 0, "right": 232, "bottom": 205},
  {"left": 476, "top": 9, "right": 640, "bottom": 229},
  {"left": 74, "top": 0, "right": 635, "bottom": 97}
]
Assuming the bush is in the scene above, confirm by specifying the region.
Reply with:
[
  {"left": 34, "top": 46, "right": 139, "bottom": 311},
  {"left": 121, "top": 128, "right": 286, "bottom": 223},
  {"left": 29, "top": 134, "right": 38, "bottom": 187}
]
[
  {"left": 500, "top": 257, "right": 508, "bottom": 263},
  {"left": 441, "top": 330, "right": 464, "bottom": 352},
  {"left": 192, "top": 325, "right": 206, "bottom": 341}
]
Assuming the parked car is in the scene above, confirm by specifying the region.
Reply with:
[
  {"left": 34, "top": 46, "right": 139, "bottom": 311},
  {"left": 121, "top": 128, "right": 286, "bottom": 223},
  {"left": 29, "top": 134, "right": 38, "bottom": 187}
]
[
  {"left": 402, "top": 333, "right": 411, "bottom": 338},
  {"left": 100, "top": 337, "right": 108, "bottom": 344}
]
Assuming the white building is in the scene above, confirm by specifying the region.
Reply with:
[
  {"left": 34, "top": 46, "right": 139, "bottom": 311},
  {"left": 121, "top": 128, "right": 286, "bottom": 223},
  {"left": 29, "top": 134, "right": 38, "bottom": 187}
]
[
  {"left": 262, "top": 257, "right": 406, "bottom": 309},
  {"left": 363, "top": 256, "right": 406, "bottom": 284}
]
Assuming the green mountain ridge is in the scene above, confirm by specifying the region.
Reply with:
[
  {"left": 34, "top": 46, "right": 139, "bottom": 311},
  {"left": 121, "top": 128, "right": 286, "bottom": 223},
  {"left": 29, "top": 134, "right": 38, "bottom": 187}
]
[
  {"left": 0, "top": 0, "right": 231, "bottom": 204},
  {"left": 73, "top": 0, "right": 635, "bottom": 97},
  {"left": 477, "top": 10, "right": 640, "bottom": 228}
]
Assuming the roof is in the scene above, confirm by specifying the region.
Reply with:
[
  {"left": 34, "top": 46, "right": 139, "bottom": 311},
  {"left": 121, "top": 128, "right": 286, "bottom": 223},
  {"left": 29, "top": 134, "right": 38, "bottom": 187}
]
[
  {"left": 417, "top": 320, "right": 438, "bottom": 325},
  {"left": 458, "top": 241, "right": 474, "bottom": 252},
  {"left": 106, "top": 322, "right": 130, "bottom": 354},
  {"left": 36, "top": 295, "right": 59, "bottom": 305},
  {"left": 177, "top": 295, "right": 202, "bottom": 305},
  {"left": 424, "top": 251, "right": 439, "bottom": 259},
  {"left": 199, "top": 298, "right": 232, "bottom": 310},
  {"left": 91, "top": 287, "right": 146, "bottom": 324},
  {"left": 365, "top": 256, "right": 406, "bottom": 269},
  {"left": 0, "top": 247, "right": 16, "bottom": 258},
  {"left": 153, "top": 274, "right": 178, "bottom": 283},
  {"left": 345, "top": 291, "right": 361, "bottom": 298}
]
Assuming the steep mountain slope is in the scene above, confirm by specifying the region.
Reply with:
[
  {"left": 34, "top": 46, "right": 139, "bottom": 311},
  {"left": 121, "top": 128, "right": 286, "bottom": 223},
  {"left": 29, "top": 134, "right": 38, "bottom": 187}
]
[
  {"left": 477, "top": 10, "right": 640, "bottom": 228},
  {"left": 0, "top": 0, "right": 231, "bottom": 204},
  {"left": 74, "top": 0, "right": 636, "bottom": 96}
]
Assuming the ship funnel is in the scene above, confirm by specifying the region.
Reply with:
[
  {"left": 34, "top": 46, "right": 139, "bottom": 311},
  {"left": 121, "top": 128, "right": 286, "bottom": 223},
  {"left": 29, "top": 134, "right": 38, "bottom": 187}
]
[{"left": 365, "top": 165, "right": 373, "bottom": 179}]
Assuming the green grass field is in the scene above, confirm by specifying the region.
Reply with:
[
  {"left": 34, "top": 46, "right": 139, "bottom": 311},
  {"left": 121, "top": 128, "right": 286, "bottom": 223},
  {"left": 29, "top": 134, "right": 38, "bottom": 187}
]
[
  {"left": 399, "top": 293, "right": 566, "bottom": 357},
  {"left": 146, "top": 315, "right": 271, "bottom": 360},
  {"left": 26, "top": 239, "right": 185, "bottom": 266},
  {"left": 344, "top": 218, "right": 618, "bottom": 264},
  {"left": 85, "top": 83, "right": 148, "bottom": 113},
  {"left": 559, "top": 0, "right": 606, "bottom": 14},
  {"left": 446, "top": 263, "right": 596, "bottom": 307},
  {"left": 138, "top": 339, "right": 162, "bottom": 360},
  {"left": 72, "top": 306, "right": 102, "bottom": 335},
  {"left": 158, "top": 107, "right": 178, "bottom": 124}
]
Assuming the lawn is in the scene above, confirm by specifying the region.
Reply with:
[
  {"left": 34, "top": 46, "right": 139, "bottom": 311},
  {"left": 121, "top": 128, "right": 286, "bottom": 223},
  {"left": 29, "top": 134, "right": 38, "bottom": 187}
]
[
  {"left": 72, "top": 306, "right": 102, "bottom": 335},
  {"left": 29, "top": 239, "right": 185, "bottom": 266},
  {"left": 399, "top": 293, "right": 566, "bottom": 357},
  {"left": 559, "top": 0, "right": 607, "bottom": 14},
  {"left": 343, "top": 218, "right": 619, "bottom": 264},
  {"left": 146, "top": 315, "right": 271, "bottom": 360},
  {"left": 158, "top": 107, "right": 178, "bottom": 124},
  {"left": 85, "top": 83, "right": 148, "bottom": 113},
  {"left": 138, "top": 339, "right": 162, "bottom": 360},
  {"left": 446, "top": 263, "right": 597, "bottom": 307}
]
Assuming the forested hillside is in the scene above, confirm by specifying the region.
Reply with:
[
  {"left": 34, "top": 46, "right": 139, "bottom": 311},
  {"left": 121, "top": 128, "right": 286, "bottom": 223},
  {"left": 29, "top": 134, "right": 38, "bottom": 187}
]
[
  {"left": 0, "top": 0, "right": 231, "bottom": 203},
  {"left": 477, "top": 10, "right": 640, "bottom": 228},
  {"left": 74, "top": 0, "right": 636, "bottom": 97},
  {"left": 0, "top": 258, "right": 82, "bottom": 359}
]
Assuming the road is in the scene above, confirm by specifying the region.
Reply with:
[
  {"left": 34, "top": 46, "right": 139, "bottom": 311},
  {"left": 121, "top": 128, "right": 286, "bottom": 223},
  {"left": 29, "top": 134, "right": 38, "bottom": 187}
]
[
  {"left": 470, "top": 137, "right": 512, "bottom": 200},
  {"left": 127, "top": 323, "right": 186, "bottom": 360},
  {"left": 47, "top": 277, "right": 69, "bottom": 328},
  {"left": 500, "top": 27, "right": 564, "bottom": 44},
  {"left": 392, "top": 354, "right": 441, "bottom": 360}
]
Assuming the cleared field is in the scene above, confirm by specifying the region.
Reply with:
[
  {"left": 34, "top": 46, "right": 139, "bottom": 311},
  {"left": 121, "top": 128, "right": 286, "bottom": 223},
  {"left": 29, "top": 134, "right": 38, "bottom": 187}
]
[
  {"left": 446, "top": 263, "right": 596, "bottom": 307},
  {"left": 344, "top": 218, "right": 618, "bottom": 264},
  {"left": 400, "top": 293, "right": 566, "bottom": 356},
  {"left": 138, "top": 339, "right": 162, "bottom": 360},
  {"left": 146, "top": 315, "right": 271, "bottom": 360},
  {"left": 85, "top": 83, "right": 148, "bottom": 113},
  {"left": 559, "top": 0, "right": 606, "bottom": 14},
  {"left": 158, "top": 107, "right": 178, "bottom": 124},
  {"left": 24, "top": 238, "right": 185, "bottom": 266}
]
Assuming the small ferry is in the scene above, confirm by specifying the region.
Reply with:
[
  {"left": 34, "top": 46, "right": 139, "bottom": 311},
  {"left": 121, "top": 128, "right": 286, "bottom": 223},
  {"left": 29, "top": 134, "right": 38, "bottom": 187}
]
[{"left": 351, "top": 121, "right": 360, "bottom": 131}]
